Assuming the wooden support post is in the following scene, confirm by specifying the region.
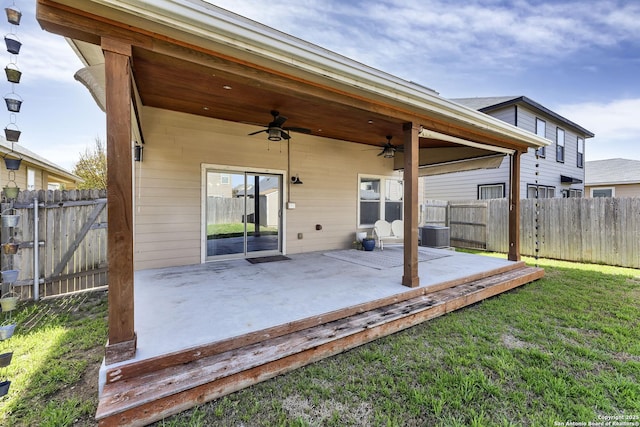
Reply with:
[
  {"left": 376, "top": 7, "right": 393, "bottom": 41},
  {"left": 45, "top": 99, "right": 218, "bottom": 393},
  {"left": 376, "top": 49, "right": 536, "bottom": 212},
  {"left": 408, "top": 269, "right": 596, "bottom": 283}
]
[
  {"left": 103, "top": 38, "right": 137, "bottom": 364},
  {"left": 402, "top": 122, "right": 420, "bottom": 287},
  {"left": 508, "top": 151, "right": 521, "bottom": 261}
]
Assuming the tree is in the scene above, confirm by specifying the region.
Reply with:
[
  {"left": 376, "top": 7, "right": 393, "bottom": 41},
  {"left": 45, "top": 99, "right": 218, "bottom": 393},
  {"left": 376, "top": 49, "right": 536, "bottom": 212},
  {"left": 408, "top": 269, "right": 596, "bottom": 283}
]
[{"left": 73, "top": 137, "right": 107, "bottom": 190}]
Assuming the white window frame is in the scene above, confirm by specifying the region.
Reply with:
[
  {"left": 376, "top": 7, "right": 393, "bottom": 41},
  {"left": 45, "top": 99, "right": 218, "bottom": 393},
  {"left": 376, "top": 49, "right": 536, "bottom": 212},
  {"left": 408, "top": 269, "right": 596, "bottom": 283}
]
[
  {"left": 556, "top": 128, "right": 565, "bottom": 163},
  {"left": 535, "top": 118, "right": 546, "bottom": 158},
  {"left": 527, "top": 184, "right": 556, "bottom": 199},
  {"left": 27, "top": 168, "right": 36, "bottom": 191},
  {"left": 577, "top": 137, "right": 584, "bottom": 168},
  {"left": 477, "top": 183, "right": 505, "bottom": 200},
  {"left": 590, "top": 187, "right": 614, "bottom": 198},
  {"left": 357, "top": 174, "right": 403, "bottom": 227}
]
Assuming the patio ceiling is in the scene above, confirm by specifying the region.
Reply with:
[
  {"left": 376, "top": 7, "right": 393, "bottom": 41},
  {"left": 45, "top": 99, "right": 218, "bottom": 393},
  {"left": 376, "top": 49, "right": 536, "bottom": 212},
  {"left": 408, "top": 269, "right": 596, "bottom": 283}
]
[{"left": 36, "top": 0, "right": 547, "bottom": 162}]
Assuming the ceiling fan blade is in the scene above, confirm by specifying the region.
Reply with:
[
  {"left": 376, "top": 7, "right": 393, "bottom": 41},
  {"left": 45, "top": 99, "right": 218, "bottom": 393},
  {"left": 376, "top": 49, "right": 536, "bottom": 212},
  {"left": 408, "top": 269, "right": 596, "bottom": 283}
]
[
  {"left": 377, "top": 150, "right": 384, "bottom": 156},
  {"left": 281, "top": 131, "right": 291, "bottom": 140},
  {"left": 248, "top": 129, "right": 267, "bottom": 136},
  {"left": 273, "top": 115, "right": 287, "bottom": 128},
  {"left": 284, "top": 127, "right": 311, "bottom": 134}
]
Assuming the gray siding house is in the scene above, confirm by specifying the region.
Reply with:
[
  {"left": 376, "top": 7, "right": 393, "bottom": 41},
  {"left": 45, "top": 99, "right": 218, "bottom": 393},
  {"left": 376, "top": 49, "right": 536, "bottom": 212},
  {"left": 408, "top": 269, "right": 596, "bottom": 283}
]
[{"left": 422, "top": 96, "right": 594, "bottom": 200}]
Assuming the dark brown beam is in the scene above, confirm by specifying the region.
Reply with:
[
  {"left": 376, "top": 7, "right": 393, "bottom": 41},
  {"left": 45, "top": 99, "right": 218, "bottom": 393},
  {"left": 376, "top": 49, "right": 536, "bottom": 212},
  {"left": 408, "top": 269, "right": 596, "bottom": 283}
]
[
  {"left": 402, "top": 122, "right": 420, "bottom": 287},
  {"left": 103, "top": 37, "right": 137, "bottom": 364}
]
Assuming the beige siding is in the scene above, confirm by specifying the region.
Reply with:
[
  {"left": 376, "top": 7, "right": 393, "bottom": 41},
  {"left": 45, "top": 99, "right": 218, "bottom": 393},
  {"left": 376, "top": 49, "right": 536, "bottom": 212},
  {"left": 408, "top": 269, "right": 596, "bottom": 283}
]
[
  {"left": 134, "top": 107, "right": 395, "bottom": 270},
  {"left": 585, "top": 183, "right": 640, "bottom": 198}
]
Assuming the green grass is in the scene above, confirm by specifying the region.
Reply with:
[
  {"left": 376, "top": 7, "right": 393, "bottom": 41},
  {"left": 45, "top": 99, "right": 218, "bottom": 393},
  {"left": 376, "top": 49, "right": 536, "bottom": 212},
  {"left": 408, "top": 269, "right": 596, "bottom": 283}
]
[
  {"left": 207, "top": 223, "right": 278, "bottom": 239},
  {"left": 0, "top": 291, "right": 108, "bottom": 427},
  {"left": 154, "top": 255, "right": 640, "bottom": 426},
  {"left": 1, "top": 256, "right": 639, "bottom": 426}
]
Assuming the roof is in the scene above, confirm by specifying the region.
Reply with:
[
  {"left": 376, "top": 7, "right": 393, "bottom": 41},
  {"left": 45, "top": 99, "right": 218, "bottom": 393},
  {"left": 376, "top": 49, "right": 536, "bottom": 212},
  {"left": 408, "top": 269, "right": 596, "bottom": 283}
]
[
  {"left": 0, "top": 138, "right": 81, "bottom": 182},
  {"left": 38, "top": 0, "right": 550, "bottom": 165},
  {"left": 452, "top": 96, "right": 595, "bottom": 138},
  {"left": 585, "top": 158, "right": 640, "bottom": 185}
]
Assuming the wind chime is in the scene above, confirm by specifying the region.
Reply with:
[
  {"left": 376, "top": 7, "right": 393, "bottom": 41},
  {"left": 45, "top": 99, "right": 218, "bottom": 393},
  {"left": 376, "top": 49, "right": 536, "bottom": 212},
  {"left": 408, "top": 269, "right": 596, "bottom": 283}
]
[{"left": 2, "top": 1, "right": 23, "bottom": 200}]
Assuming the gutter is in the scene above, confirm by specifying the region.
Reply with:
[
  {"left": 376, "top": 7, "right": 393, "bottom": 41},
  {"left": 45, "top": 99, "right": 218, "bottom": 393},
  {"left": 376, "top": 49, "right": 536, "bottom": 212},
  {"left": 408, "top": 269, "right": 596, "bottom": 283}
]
[{"left": 76, "top": 0, "right": 549, "bottom": 150}]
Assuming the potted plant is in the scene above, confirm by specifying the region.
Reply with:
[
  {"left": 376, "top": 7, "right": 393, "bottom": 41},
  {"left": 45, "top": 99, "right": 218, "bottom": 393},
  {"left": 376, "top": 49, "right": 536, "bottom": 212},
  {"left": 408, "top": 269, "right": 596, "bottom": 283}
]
[{"left": 361, "top": 235, "right": 376, "bottom": 251}]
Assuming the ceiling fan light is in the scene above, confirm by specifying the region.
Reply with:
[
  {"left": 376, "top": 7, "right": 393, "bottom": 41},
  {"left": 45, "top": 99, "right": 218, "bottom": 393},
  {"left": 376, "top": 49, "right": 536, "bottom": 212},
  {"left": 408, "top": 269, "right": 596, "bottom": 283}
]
[
  {"left": 268, "top": 127, "right": 282, "bottom": 141},
  {"left": 383, "top": 147, "right": 395, "bottom": 158}
]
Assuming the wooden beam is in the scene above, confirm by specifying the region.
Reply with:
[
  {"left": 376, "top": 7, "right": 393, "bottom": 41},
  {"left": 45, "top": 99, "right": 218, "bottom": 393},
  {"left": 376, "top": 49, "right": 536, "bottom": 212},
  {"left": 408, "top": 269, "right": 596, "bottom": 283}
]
[
  {"left": 402, "top": 122, "right": 420, "bottom": 287},
  {"left": 508, "top": 151, "right": 522, "bottom": 261},
  {"left": 103, "top": 37, "right": 137, "bottom": 364}
]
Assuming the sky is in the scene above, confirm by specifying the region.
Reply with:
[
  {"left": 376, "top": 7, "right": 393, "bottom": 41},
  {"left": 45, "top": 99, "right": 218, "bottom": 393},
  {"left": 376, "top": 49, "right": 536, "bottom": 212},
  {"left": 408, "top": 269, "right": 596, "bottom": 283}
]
[{"left": 7, "top": 0, "right": 640, "bottom": 172}]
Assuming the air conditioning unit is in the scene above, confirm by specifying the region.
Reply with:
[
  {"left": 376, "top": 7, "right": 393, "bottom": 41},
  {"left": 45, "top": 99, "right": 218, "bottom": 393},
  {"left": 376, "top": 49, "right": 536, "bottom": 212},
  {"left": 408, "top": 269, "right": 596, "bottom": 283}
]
[{"left": 419, "top": 226, "right": 450, "bottom": 248}]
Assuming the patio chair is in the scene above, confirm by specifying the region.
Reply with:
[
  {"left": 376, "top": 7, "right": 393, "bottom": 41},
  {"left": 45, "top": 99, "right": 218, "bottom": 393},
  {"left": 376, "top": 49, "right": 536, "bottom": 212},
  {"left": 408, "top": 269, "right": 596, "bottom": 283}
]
[{"left": 374, "top": 220, "right": 403, "bottom": 250}]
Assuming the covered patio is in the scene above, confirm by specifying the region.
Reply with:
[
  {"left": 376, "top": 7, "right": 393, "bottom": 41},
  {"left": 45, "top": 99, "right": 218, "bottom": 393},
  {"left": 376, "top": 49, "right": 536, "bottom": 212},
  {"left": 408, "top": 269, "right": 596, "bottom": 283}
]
[
  {"left": 96, "top": 248, "right": 542, "bottom": 425},
  {"left": 36, "top": 1, "right": 549, "bottom": 425}
]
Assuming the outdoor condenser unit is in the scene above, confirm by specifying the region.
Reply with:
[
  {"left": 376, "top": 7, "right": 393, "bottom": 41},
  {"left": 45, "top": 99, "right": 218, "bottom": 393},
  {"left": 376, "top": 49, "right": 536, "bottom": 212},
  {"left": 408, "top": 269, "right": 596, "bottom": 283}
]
[{"left": 419, "top": 226, "right": 450, "bottom": 248}]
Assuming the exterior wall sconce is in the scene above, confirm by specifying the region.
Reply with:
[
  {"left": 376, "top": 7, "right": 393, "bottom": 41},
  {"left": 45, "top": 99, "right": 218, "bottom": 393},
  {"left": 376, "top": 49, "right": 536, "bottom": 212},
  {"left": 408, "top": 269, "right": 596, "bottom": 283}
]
[
  {"left": 291, "top": 174, "right": 303, "bottom": 184},
  {"left": 134, "top": 145, "right": 143, "bottom": 162}
]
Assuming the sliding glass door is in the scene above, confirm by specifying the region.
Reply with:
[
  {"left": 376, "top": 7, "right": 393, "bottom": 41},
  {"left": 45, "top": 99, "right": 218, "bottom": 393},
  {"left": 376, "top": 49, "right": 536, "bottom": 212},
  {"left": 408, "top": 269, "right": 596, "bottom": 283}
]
[{"left": 205, "top": 169, "right": 282, "bottom": 259}]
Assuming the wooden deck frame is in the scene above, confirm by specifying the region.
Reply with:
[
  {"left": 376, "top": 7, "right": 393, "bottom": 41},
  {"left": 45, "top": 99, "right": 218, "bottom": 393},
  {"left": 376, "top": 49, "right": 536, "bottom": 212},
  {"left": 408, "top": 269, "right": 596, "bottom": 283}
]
[{"left": 96, "top": 261, "right": 544, "bottom": 426}]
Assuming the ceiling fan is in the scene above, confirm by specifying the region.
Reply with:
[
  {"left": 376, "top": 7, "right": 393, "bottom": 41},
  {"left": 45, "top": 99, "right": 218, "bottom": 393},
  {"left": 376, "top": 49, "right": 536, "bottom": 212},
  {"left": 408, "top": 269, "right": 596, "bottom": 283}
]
[
  {"left": 248, "top": 110, "right": 311, "bottom": 141},
  {"left": 378, "top": 135, "right": 403, "bottom": 158}
]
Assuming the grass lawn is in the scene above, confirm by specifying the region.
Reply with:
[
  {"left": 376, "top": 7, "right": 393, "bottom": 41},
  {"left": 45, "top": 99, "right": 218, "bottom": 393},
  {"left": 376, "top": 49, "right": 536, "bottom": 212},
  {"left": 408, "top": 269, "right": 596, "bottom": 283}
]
[
  {"left": 0, "top": 255, "right": 638, "bottom": 426},
  {"left": 207, "top": 223, "right": 278, "bottom": 239}
]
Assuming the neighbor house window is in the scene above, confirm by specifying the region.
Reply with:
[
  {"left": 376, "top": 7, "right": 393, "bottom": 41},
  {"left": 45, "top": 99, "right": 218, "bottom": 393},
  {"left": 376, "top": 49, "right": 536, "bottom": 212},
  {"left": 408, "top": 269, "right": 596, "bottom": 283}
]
[
  {"left": 27, "top": 168, "right": 35, "bottom": 191},
  {"left": 577, "top": 137, "right": 584, "bottom": 168},
  {"left": 220, "top": 174, "right": 230, "bottom": 185},
  {"left": 527, "top": 184, "right": 555, "bottom": 198},
  {"left": 556, "top": 128, "right": 565, "bottom": 163},
  {"left": 591, "top": 187, "right": 614, "bottom": 198},
  {"left": 358, "top": 175, "right": 403, "bottom": 226},
  {"left": 478, "top": 183, "right": 505, "bottom": 200},
  {"left": 535, "top": 118, "right": 546, "bottom": 158},
  {"left": 563, "top": 189, "right": 582, "bottom": 198}
]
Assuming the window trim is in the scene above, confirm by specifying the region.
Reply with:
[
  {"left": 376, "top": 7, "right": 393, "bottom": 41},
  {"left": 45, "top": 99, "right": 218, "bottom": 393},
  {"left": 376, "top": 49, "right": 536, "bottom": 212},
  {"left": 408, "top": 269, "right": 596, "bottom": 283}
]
[
  {"left": 577, "top": 137, "right": 584, "bottom": 168},
  {"left": 527, "top": 184, "right": 556, "bottom": 199},
  {"left": 535, "top": 118, "right": 546, "bottom": 158},
  {"left": 357, "top": 174, "right": 404, "bottom": 227},
  {"left": 556, "top": 127, "right": 565, "bottom": 163},
  {"left": 590, "top": 187, "right": 615, "bottom": 198},
  {"left": 477, "top": 183, "right": 505, "bottom": 200}
]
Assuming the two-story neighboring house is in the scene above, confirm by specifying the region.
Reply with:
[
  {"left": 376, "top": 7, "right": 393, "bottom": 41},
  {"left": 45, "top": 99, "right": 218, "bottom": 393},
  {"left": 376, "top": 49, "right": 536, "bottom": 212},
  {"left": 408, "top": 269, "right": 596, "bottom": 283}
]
[{"left": 421, "top": 96, "right": 594, "bottom": 200}]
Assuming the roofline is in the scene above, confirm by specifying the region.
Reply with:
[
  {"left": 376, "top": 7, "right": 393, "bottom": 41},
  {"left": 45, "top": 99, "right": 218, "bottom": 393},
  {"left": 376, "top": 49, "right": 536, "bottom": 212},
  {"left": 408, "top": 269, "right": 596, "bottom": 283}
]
[
  {"left": 66, "top": 0, "right": 549, "bottom": 150},
  {"left": 478, "top": 96, "right": 595, "bottom": 138},
  {"left": 0, "top": 141, "right": 81, "bottom": 182}
]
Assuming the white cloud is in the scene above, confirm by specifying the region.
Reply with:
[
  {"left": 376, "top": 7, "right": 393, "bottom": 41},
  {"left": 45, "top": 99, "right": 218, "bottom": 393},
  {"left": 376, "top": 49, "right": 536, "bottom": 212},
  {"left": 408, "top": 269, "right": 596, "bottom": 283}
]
[{"left": 556, "top": 98, "right": 640, "bottom": 161}]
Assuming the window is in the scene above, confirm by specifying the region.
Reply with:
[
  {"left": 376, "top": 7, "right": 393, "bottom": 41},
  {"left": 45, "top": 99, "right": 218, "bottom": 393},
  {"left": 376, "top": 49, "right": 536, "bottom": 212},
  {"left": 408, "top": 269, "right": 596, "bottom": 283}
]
[
  {"left": 563, "top": 189, "right": 582, "bottom": 198},
  {"left": 527, "top": 184, "right": 555, "bottom": 199},
  {"left": 556, "top": 128, "right": 565, "bottom": 163},
  {"left": 477, "top": 183, "right": 505, "bottom": 200},
  {"left": 27, "top": 168, "right": 35, "bottom": 191},
  {"left": 220, "top": 174, "right": 230, "bottom": 185},
  {"left": 591, "top": 187, "right": 614, "bottom": 198},
  {"left": 358, "top": 176, "right": 403, "bottom": 226},
  {"left": 577, "top": 137, "right": 584, "bottom": 168},
  {"left": 535, "top": 118, "right": 546, "bottom": 158}
]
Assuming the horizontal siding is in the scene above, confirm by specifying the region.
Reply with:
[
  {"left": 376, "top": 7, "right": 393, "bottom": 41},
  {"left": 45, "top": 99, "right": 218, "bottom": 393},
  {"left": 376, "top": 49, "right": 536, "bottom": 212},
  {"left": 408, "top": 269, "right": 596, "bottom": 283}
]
[
  {"left": 134, "top": 107, "right": 394, "bottom": 270},
  {"left": 585, "top": 183, "right": 640, "bottom": 198}
]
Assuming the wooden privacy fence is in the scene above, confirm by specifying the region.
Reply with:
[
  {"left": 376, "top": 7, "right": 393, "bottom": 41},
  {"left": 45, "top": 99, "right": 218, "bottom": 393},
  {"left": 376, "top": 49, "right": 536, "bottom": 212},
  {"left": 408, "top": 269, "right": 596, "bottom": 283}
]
[
  {"left": 429, "top": 197, "right": 640, "bottom": 269},
  {"left": 1, "top": 189, "right": 108, "bottom": 300}
]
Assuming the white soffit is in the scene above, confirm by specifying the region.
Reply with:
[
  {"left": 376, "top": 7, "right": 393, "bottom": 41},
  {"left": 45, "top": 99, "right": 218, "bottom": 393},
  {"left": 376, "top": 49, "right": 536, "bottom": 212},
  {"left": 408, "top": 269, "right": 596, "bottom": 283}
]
[{"left": 419, "top": 129, "right": 516, "bottom": 155}]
